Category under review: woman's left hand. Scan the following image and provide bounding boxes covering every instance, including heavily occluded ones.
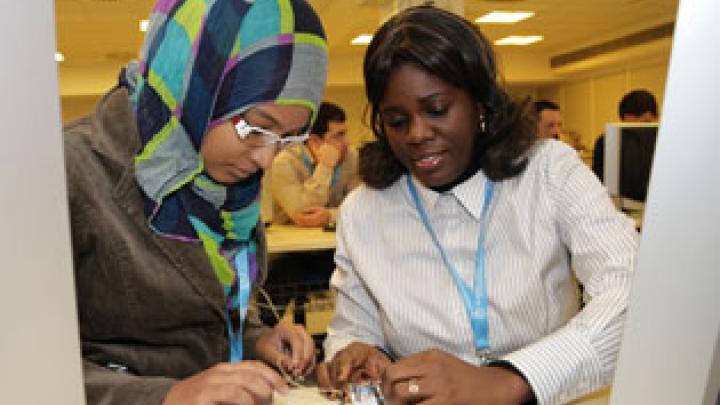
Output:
[255,321,316,378]
[381,349,533,405]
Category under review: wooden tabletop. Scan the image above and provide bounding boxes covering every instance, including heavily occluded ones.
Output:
[265,224,336,254]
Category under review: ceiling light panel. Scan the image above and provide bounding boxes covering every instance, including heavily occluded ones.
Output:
[476,11,534,24]
[495,35,544,46]
[351,34,373,45]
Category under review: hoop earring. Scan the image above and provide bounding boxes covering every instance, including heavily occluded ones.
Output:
[479,115,487,133]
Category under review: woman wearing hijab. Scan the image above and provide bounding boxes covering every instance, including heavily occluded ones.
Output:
[63,1,328,404]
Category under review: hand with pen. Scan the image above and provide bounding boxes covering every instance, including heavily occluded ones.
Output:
[161,321,315,405]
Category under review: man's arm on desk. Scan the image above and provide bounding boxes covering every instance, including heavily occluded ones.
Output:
[271,149,334,226]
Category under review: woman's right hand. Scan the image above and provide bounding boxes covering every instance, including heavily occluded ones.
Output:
[316,342,392,391]
[161,360,288,405]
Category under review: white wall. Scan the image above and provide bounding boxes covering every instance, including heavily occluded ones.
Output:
[610,0,720,403]
[0,1,85,403]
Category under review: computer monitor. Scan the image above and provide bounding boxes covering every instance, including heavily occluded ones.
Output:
[603,122,658,211]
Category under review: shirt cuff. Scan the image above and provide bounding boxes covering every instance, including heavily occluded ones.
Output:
[501,327,604,405]
[323,335,358,362]
[487,360,536,405]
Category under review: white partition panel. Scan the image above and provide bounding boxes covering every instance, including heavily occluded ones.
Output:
[0,1,85,403]
[610,0,720,404]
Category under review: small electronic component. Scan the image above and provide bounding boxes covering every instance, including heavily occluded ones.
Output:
[348,382,384,405]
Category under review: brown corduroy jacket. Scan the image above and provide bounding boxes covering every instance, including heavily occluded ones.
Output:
[63,86,268,405]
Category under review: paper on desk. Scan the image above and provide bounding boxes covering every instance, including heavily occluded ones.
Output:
[274,386,339,405]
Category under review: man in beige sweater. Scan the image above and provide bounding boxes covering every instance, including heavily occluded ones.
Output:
[261,102,360,326]
[269,101,360,227]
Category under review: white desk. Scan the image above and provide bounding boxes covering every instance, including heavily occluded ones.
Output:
[265,224,336,254]
[274,386,333,404]
[274,386,610,404]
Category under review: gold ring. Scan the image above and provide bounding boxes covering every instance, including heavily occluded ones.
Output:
[408,379,420,394]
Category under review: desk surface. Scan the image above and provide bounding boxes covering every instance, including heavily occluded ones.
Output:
[274,386,610,404]
[274,386,334,404]
[265,224,336,254]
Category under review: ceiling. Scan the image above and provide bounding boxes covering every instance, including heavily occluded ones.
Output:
[54,0,679,96]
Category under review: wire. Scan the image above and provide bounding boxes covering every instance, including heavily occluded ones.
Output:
[255,285,282,322]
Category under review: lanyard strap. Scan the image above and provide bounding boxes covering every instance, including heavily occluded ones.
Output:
[228,246,252,362]
[303,150,339,189]
[406,176,495,352]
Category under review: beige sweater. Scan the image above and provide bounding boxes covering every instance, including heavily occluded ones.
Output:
[267,144,360,224]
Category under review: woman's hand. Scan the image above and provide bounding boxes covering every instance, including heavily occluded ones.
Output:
[254,321,316,378]
[161,361,286,405]
[381,349,533,405]
[316,342,392,391]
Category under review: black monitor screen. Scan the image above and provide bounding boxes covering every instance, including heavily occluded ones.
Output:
[619,127,657,202]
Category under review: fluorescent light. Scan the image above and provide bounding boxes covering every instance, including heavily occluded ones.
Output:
[351,34,373,45]
[476,11,534,24]
[55,52,65,62]
[140,19,149,32]
[494,35,543,46]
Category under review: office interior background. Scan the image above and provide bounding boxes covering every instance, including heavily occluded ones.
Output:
[55,0,678,163]
[5,1,716,404]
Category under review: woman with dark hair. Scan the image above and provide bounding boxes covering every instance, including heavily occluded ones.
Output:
[318,6,637,405]
[360,6,536,188]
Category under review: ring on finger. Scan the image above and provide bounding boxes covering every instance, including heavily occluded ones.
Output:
[408,379,420,394]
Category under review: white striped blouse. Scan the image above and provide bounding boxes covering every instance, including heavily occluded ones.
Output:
[324,140,639,405]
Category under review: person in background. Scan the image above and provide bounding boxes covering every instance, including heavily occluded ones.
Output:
[592,89,659,180]
[317,6,637,405]
[270,101,360,227]
[63,1,328,404]
[534,99,563,140]
[259,102,359,327]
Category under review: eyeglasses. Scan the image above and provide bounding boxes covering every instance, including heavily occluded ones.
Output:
[234,119,309,149]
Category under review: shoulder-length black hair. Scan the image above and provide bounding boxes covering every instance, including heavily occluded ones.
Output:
[360,5,536,189]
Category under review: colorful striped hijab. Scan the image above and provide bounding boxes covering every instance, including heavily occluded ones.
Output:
[125,0,327,341]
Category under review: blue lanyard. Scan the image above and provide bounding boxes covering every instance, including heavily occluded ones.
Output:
[303,149,339,189]
[227,246,252,362]
[406,176,495,353]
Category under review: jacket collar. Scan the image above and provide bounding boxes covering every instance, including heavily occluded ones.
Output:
[98,87,228,321]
